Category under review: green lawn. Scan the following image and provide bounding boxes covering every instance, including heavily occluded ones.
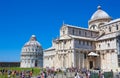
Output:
[0,67,43,78]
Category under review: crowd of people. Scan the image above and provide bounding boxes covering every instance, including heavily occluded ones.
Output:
[0,68,55,78]
[0,67,113,78]
[0,69,33,78]
[74,68,114,78]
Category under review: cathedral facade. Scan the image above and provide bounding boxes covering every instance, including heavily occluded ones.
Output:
[20,35,43,68]
[44,6,120,71]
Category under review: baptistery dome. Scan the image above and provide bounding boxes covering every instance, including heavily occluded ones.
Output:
[20,35,43,68]
[24,35,41,47]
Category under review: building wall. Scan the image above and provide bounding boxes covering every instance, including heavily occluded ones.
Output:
[44,50,56,68]
[60,25,98,38]
[100,21,120,34]
[100,50,118,71]
[96,38,116,50]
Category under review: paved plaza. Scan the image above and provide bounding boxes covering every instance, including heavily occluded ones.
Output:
[32,72,75,78]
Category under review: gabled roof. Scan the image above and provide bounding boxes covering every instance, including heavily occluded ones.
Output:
[69,35,96,41]
[61,24,99,32]
[97,32,117,40]
[44,47,55,52]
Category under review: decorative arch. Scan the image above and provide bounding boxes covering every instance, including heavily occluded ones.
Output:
[98,23,105,28]
[90,25,97,30]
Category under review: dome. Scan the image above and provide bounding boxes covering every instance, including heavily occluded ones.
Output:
[90,6,111,20]
[24,35,41,47]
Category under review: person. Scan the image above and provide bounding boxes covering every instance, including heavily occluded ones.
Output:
[98,71,101,78]
[44,72,47,78]
[41,72,44,78]
[12,70,15,78]
[101,73,104,78]
[30,71,32,77]
[32,69,34,73]
[37,73,41,78]
[74,72,80,78]
[16,71,19,78]
[22,72,25,78]
[87,71,90,78]
[7,70,11,78]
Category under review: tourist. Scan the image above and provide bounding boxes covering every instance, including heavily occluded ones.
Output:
[44,71,47,78]
[85,70,90,78]
[12,70,15,78]
[20,71,22,78]
[37,73,41,78]
[22,71,25,78]
[7,70,11,78]
[101,73,104,78]
[16,71,19,78]
[74,72,80,78]
[98,71,102,78]
[41,72,44,78]
[30,71,33,77]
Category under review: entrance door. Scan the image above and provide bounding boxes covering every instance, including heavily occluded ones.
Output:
[35,60,37,67]
[89,61,93,69]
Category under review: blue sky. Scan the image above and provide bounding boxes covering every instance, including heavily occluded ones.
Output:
[0,0,120,62]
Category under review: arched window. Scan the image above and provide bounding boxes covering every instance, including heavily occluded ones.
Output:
[63,30,65,34]
[28,48,30,51]
[83,41,85,45]
[85,32,87,36]
[90,25,97,30]
[98,23,105,28]
[32,60,33,63]
[116,24,119,30]
[79,40,81,44]
[36,49,37,52]
[99,44,101,48]
[73,29,74,35]
[64,41,66,44]
[32,48,34,51]
[109,27,111,32]
[91,32,93,36]
[108,43,110,47]
[79,30,81,35]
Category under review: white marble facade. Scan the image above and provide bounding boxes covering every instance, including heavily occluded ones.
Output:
[20,35,43,68]
[44,6,120,71]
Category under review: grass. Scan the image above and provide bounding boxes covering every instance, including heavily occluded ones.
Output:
[0,67,43,78]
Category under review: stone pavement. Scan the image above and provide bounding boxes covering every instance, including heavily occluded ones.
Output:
[32,72,86,78]
[31,72,75,78]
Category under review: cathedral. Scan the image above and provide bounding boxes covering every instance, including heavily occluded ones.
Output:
[44,6,120,71]
[20,35,43,68]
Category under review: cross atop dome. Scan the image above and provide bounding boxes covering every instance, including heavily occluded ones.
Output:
[32,35,36,37]
[30,35,37,41]
[97,5,101,10]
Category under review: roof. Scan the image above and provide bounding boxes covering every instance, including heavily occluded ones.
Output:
[69,35,96,41]
[24,35,41,47]
[97,32,117,40]
[106,18,120,25]
[90,6,111,20]
[44,47,55,51]
[59,35,72,40]
[58,35,96,41]
[44,50,56,56]
[88,52,99,56]
[63,24,98,32]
